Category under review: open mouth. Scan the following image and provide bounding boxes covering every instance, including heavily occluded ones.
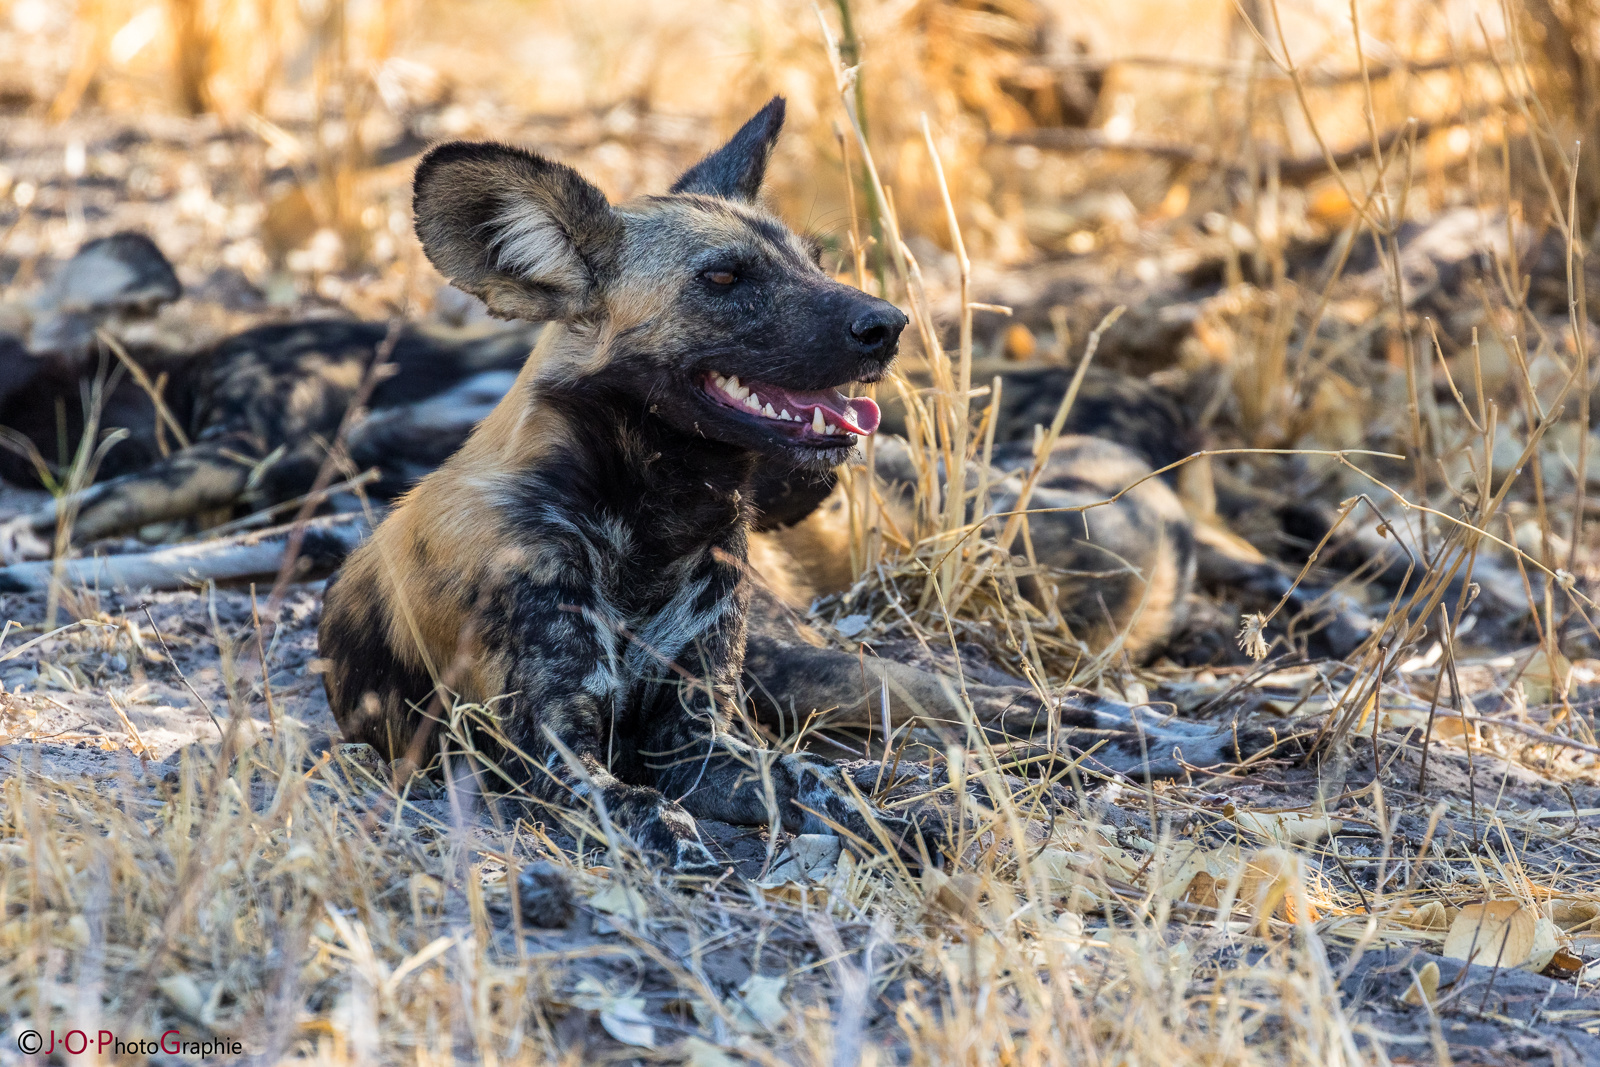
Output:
[703,371,881,442]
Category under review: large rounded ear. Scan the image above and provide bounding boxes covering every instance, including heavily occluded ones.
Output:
[413,142,623,322]
[669,97,785,202]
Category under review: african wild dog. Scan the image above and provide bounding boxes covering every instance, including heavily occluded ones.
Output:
[0,316,539,564]
[317,99,946,874]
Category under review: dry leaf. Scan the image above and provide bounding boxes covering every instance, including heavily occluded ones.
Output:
[923,867,983,922]
[1551,900,1600,929]
[1182,870,1221,909]
[1152,843,1236,905]
[1402,901,1449,931]
[758,834,841,886]
[599,1000,655,1048]
[589,881,647,920]
[1528,918,1562,973]
[1231,810,1342,844]
[1544,946,1587,977]
[571,976,655,1048]
[157,973,206,1019]
[734,974,788,1030]
[682,1037,742,1067]
[1063,885,1099,914]
[1400,961,1440,1008]
[1029,847,1091,897]
[1442,901,1535,968]
[1519,647,1572,704]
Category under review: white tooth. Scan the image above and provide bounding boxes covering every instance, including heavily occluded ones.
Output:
[763,403,777,418]
[780,409,792,421]
[745,394,761,410]
[714,373,726,387]
[812,408,826,433]
[723,380,740,399]
[727,375,740,391]
[826,422,840,435]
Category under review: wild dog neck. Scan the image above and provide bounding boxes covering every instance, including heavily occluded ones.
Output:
[531,372,762,553]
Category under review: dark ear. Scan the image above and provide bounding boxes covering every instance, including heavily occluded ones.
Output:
[669,97,785,201]
[413,142,623,322]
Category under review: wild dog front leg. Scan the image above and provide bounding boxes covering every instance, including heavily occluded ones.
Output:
[492,573,725,876]
[518,724,725,876]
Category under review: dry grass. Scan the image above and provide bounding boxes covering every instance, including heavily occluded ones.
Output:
[4,0,1600,1063]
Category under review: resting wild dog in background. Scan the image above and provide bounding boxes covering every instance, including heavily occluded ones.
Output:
[0,314,537,565]
[319,99,946,874]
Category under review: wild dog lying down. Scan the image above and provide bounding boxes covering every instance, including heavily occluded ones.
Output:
[0,315,539,562]
[318,99,941,873]
[876,363,1384,659]
[0,252,1269,777]
[314,99,1274,873]
[0,139,1270,812]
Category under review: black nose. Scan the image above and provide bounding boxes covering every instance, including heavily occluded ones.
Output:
[848,305,908,359]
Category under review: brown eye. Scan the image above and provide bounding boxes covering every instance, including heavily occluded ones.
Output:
[704,270,737,286]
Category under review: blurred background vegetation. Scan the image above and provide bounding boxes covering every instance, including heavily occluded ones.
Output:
[11,0,1600,541]
[5,0,1584,278]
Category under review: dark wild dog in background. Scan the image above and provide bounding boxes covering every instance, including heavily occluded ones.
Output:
[318,98,944,874]
[0,306,538,564]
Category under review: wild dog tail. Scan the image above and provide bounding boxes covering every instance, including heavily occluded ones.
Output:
[0,513,369,594]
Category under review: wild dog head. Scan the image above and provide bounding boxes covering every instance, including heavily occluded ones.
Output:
[412,97,906,469]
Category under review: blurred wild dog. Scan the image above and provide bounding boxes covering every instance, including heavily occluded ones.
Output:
[866,362,1382,661]
[0,313,538,564]
[316,99,1273,874]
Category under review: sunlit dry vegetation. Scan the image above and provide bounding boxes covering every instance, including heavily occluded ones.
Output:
[5,0,1600,1063]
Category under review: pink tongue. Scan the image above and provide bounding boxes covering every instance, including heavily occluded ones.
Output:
[832,395,881,435]
[764,385,881,435]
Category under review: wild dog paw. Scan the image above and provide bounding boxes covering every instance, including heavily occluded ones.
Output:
[0,518,49,565]
[625,795,727,878]
[784,753,945,867]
